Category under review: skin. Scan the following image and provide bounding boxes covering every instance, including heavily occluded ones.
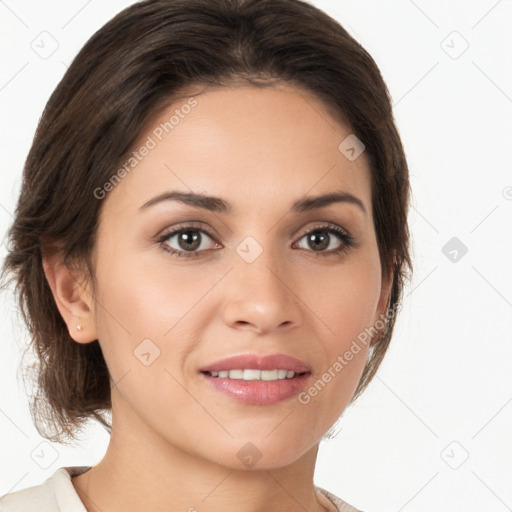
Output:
[43,83,392,512]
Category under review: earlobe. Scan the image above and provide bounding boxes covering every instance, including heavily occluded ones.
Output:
[42,250,98,344]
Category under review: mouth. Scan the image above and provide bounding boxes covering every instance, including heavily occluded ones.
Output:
[198,353,312,405]
[201,369,308,380]
[199,352,311,374]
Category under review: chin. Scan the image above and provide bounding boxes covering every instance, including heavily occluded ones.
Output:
[213,436,316,471]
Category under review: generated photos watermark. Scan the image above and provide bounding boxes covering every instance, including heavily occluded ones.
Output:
[298,303,399,405]
[93,97,198,200]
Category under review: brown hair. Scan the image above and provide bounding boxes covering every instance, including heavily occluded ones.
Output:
[1,0,412,443]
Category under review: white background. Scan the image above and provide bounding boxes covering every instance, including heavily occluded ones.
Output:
[1,1,511,511]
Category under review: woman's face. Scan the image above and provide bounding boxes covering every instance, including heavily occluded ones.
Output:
[87,84,390,469]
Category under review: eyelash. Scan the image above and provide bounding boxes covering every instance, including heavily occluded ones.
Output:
[156,222,356,259]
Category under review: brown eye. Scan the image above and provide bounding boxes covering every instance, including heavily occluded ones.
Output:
[294,224,354,255]
[161,228,218,256]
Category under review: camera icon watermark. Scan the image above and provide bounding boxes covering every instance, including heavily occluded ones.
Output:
[441,236,468,263]
[236,236,263,263]
[503,186,512,200]
[441,31,469,60]
[237,442,262,468]
[440,440,469,469]
[133,338,161,366]
[30,31,59,60]
[338,134,365,161]
[30,441,59,469]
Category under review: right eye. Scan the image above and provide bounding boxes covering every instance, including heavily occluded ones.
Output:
[158,225,222,259]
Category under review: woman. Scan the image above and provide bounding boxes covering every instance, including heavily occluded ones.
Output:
[0,0,412,510]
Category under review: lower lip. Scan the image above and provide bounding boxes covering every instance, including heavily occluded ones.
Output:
[200,372,311,405]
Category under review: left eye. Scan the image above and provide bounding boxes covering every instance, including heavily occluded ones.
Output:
[294,228,346,252]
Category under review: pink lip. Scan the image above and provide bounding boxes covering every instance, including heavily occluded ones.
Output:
[199,353,311,373]
[199,353,312,406]
[201,373,311,405]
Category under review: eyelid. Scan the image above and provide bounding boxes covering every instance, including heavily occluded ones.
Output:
[157,220,352,240]
[294,221,350,239]
[156,221,218,241]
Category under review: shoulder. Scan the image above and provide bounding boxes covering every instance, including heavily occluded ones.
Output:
[0,475,58,512]
[315,485,364,512]
[0,466,91,512]
[1,471,363,512]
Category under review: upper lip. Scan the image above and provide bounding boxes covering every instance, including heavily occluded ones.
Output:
[199,354,311,374]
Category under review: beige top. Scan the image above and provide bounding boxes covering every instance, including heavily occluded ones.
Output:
[0,466,363,512]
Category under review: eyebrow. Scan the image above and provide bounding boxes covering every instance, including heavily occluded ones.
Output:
[139,189,367,216]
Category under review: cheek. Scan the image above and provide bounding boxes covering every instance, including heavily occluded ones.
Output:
[90,243,221,382]
[301,249,382,347]
[90,247,210,427]
[93,235,207,334]
[293,250,381,416]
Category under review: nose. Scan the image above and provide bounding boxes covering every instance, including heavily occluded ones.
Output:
[221,244,302,335]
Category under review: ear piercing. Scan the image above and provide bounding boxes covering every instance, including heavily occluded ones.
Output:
[76,325,83,331]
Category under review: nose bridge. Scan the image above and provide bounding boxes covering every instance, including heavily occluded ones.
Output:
[222,232,300,332]
[237,232,290,300]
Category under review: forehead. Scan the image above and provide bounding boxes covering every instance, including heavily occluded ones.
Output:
[101,84,372,219]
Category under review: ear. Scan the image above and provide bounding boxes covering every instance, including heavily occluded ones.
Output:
[371,258,396,347]
[42,250,98,344]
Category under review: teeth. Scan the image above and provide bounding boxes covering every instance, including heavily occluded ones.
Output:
[244,369,263,380]
[207,369,298,380]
